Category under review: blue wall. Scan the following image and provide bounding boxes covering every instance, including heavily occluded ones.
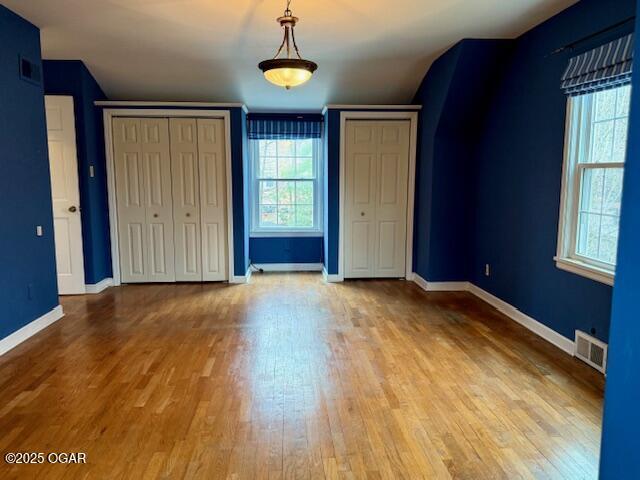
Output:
[470,0,635,343]
[412,39,513,282]
[250,237,323,264]
[324,109,340,274]
[43,60,111,284]
[323,111,331,272]
[599,4,640,477]
[0,5,59,339]
[411,0,635,343]
[236,107,250,276]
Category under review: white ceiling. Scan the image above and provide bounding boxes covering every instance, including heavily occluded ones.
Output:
[3,0,577,111]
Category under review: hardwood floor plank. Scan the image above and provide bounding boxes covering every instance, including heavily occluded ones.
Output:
[0,274,604,479]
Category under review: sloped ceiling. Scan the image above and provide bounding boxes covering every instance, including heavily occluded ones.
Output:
[3,0,577,110]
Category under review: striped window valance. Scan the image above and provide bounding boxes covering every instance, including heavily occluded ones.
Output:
[247,113,323,139]
[561,33,634,96]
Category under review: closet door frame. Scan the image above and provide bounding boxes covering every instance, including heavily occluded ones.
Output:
[103,107,236,286]
[337,110,419,282]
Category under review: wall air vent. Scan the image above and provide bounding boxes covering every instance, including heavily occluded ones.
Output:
[575,330,607,373]
[19,56,41,86]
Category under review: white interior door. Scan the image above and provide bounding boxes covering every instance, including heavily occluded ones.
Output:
[45,95,86,294]
[197,119,228,281]
[170,118,202,281]
[344,120,410,279]
[113,118,175,283]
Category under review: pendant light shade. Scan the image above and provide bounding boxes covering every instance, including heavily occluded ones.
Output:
[259,1,317,89]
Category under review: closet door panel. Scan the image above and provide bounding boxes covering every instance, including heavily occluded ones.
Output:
[197,119,228,281]
[374,121,410,277]
[344,121,378,278]
[170,118,202,281]
[113,118,148,282]
[141,119,175,281]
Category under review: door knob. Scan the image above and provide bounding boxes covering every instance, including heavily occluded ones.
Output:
[68,206,77,213]
[153,213,158,218]
[186,213,191,217]
[360,212,365,216]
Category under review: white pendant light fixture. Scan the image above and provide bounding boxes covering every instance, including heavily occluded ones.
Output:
[258,0,318,89]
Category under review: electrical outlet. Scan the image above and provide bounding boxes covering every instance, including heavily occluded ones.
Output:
[485,264,491,277]
[36,225,43,236]
[89,165,95,178]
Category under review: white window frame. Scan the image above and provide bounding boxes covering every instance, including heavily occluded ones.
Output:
[555,90,628,286]
[249,137,323,237]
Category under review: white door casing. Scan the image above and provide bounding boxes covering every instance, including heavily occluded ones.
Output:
[45,95,86,295]
[113,118,175,282]
[344,120,410,278]
[103,107,236,286]
[197,119,228,281]
[169,118,202,281]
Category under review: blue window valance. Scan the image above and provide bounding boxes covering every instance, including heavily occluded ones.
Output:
[561,33,634,96]
[247,113,323,140]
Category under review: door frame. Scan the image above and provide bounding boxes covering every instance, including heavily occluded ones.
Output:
[338,111,419,281]
[46,94,87,294]
[102,107,235,286]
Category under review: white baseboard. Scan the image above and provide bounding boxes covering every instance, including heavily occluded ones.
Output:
[254,263,323,272]
[322,267,341,283]
[411,273,574,356]
[466,284,575,355]
[0,305,64,356]
[231,268,252,284]
[85,277,113,294]
[412,273,469,292]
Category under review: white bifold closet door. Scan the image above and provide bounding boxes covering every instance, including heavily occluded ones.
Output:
[113,117,227,283]
[344,120,410,278]
[197,119,228,281]
[113,118,175,283]
[169,118,202,281]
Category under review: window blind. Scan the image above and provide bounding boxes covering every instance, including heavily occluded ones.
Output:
[247,113,323,139]
[561,33,634,96]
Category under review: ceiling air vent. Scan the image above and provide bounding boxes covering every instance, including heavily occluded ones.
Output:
[19,56,41,86]
[575,330,607,373]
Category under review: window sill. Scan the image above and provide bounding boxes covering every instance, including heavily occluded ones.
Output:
[251,231,324,238]
[554,256,614,286]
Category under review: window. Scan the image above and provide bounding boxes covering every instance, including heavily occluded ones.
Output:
[556,85,631,285]
[250,138,322,235]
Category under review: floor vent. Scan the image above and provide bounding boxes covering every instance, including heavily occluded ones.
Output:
[574,330,607,373]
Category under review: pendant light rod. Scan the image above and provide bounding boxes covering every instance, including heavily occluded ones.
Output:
[285,24,291,58]
[290,26,303,59]
[272,0,304,60]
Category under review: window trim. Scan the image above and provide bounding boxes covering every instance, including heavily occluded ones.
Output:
[249,137,323,237]
[556,91,626,287]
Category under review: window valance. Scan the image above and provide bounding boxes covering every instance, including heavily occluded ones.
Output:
[247,113,323,139]
[561,33,634,96]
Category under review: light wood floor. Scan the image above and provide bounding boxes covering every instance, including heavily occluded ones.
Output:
[0,273,604,479]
